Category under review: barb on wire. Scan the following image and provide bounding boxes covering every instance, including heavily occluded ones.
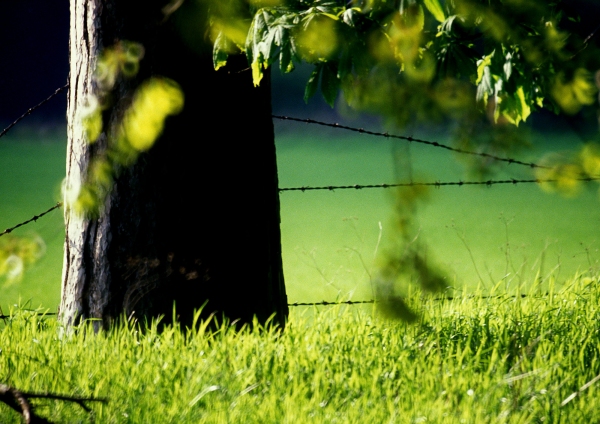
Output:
[288,300,375,307]
[287,292,550,307]
[0,303,376,317]
[0,293,548,318]
[0,202,63,238]
[0,83,69,140]
[0,312,57,320]
[279,177,600,192]
[272,115,548,170]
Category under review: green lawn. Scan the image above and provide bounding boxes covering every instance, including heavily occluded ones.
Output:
[0,274,599,423]
[0,121,599,311]
[276,122,600,302]
[1,122,599,423]
[0,134,65,312]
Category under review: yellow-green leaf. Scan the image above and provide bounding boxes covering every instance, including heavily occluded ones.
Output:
[476,52,493,85]
[251,59,264,87]
[516,86,530,123]
[424,0,445,23]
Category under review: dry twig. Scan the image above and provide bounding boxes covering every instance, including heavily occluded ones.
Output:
[0,383,107,423]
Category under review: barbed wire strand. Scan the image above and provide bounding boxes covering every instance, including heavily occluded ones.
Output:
[0,202,62,238]
[289,300,375,307]
[4,175,599,237]
[288,293,536,307]
[279,177,600,192]
[272,115,549,170]
[0,293,549,319]
[0,84,69,140]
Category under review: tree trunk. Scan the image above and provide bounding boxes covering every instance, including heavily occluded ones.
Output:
[60,0,288,329]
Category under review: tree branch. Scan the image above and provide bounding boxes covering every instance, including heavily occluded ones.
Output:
[0,383,107,424]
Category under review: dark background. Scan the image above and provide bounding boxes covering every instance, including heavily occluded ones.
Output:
[0,1,69,124]
[0,0,332,128]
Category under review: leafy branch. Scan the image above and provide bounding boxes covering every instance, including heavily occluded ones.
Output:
[212,0,599,126]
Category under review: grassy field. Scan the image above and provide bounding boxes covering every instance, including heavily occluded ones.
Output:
[0,122,599,423]
[276,120,600,303]
[0,121,599,311]
[0,133,65,312]
[0,274,599,423]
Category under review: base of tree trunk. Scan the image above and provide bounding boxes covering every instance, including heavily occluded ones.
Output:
[60,0,288,330]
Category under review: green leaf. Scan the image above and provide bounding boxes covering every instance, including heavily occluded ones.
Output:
[213,32,231,71]
[342,8,359,27]
[503,52,513,81]
[439,15,457,34]
[423,0,446,23]
[274,25,285,47]
[252,60,264,87]
[247,9,269,60]
[257,30,277,66]
[476,66,493,103]
[304,65,321,103]
[321,62,340,107]
[516,86,531,122]
[338,45,353,80]
[279,43,294,73]
[476,51,494,85]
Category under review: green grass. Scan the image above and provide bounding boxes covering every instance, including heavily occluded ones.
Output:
[0,134,65,311]
[1,273,599,423]
[276,123,600,302]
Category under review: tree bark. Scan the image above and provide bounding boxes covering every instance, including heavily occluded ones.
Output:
[60,0,288,329]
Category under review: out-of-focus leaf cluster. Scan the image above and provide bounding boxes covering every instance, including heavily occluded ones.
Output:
[534,71,600,197]
[375,184,449,321]
[0,234,45,286]
[536,142,600,197]
[210,0,599,124]
[72,41,184,217]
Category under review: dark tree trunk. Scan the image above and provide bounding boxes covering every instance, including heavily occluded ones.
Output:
[60,0,288,329]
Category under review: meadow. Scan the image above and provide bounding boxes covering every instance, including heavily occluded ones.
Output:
[0,121,599,422]
[0,275,599,423]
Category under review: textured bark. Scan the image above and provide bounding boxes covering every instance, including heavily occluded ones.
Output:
[60,0,288,329]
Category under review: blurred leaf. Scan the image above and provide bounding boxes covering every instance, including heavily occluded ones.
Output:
[82,108,103,144]
[424,0,446,23]
[581,143,600,176]
[503,52,512,81]
[304,65,321,103]
[376,293,418,322]
[0,234,46,285]
[122,78,184,152]
[551,69,598,115]
[476,51,493,86]
[321,62,340,107]
[476,62,493,103]
[213,32,233,71]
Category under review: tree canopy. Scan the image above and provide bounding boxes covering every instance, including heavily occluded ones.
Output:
[214,0,599,123]
[207,0,600,190]
[76,0,600,211]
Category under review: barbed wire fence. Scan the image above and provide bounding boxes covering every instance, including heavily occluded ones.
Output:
[2,85,599,310]
[0,84,68,139]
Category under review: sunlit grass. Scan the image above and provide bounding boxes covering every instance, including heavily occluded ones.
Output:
[1,272,599,423]
[277,124,600,303]
[0,136,65,311]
